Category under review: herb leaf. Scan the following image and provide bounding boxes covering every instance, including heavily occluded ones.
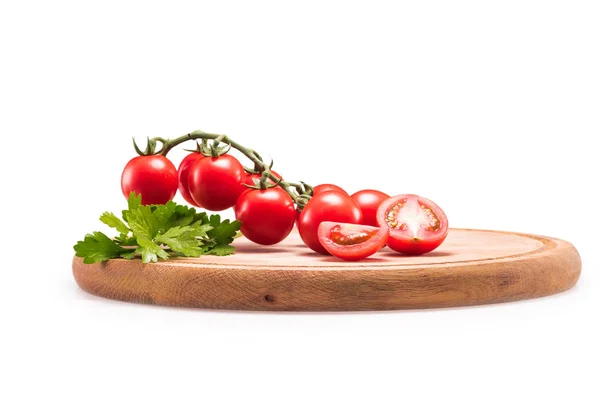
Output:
[205,243,237,256]
[100,212,130,235]
[208,218,243,245]
[74,232,129,264]
[136,235,169,263]
[155,226,205,257]
[74,193,241,264]
[127,206,159,240]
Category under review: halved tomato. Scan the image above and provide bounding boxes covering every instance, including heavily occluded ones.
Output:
[376,194,448,255]
[317,222,389,261]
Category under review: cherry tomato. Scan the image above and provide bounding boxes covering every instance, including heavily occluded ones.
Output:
[312,183,348,196]
[297,191,362,254]
[235,186,296,245]
[318,222,389,261]
[376,194,449,255]
[351,189,390,227]
[177,152,204,207]
[188,155,245,211]
[121,155,178,205]
[242,170,282,187]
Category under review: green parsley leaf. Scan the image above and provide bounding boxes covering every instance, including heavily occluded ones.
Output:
[204,243,236,256]
[74,232,128,264]
[128,192,142,210]
[100,212,130,235]
[208,218,243,245]
[122,192,142,222]
[155,226,205,257]
[127,206,159,239]
[115,233,138,246]
[151,201,178,233]
[136,235,169,263]
[75,194,241,264]
[122,251,136,260]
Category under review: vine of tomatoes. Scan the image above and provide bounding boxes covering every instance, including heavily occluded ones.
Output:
[121,131,449,260]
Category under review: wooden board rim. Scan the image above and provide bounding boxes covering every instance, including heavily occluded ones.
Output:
[72,228,581,311]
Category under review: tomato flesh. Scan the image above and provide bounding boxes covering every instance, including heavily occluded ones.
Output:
[318,222,389,261]
[376,194,448,255]
[330,225,377,245]
[297,191,362,254]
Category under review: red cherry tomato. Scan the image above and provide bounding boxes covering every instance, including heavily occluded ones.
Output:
[177,152,204,207]
[297,191,362,254]
[188,155,245,211]
[312,183,348,196]
[235,186,296,245]
[351,189,390,227]
[318,222,389,261]
[121,155,178,205]
[376,194,449,255]
[242,170,282,187]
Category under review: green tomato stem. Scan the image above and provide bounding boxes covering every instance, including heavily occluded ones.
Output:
[156,130,308,207]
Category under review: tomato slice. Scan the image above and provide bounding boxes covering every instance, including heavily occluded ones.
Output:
[376,194,448,255]
[318,222,389,261]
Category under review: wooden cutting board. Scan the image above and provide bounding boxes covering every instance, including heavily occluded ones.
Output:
[72,229,581,311]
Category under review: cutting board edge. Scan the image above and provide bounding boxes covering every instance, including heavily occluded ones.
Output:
[72,230,581,311]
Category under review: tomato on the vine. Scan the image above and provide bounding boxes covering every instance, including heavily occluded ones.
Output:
[312,184,347,196]
[177,152,204,207]
[188,155,245,211]
[121,155,178,205]
[376,194,448,255]
[297,191,362,254]
[351,189,390,227]
[235,186,296,245]
[318,222,389,261]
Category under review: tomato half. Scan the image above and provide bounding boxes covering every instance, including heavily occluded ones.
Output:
[235,186,296,245]
[318,222,389,261]
[121,155,178,205]
[188,155,245,211]
[351,189,390,227]
[177,152,204,207]
[297,191,362,254]
[376,194,449,255]
[312,183,348,196]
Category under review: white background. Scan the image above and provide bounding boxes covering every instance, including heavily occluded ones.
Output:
[1,1,599,399]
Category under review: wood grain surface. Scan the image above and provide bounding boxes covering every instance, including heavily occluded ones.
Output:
[72,229,581,311]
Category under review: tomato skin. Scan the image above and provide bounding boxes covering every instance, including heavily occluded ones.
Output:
[376,194,449,255]
[121,155,178,205]
[235,186,296,245]
[188,155,245,211]
[297,191,363,254]
[351,189,390,227]
[312,184,348,196]
[318,222,389,261]
[177,152,204,207]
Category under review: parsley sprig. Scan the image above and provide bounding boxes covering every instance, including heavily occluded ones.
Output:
[74,193,241,264]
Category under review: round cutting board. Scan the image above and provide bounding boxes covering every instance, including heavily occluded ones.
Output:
[72,229,581,311]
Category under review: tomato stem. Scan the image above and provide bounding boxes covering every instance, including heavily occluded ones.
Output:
[151,130,309,207]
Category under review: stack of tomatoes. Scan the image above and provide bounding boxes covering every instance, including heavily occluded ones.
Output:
[121,154,449,261]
